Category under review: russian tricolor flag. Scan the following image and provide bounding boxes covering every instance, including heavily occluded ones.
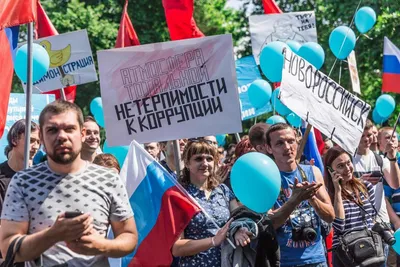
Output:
[114,140,201,267]
[302,125,324,175]
[382,37,400,94]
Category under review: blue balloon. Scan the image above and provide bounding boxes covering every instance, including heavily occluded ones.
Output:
[231,152,281,213]
[355,7,376,34]
[376,94,396,118]
[286,113,302,128]
[286,40,301,53]
[14,43,50,83]
[298,42,325,70]
[392,228,400,255]
[90,97,105,127]
[266,115,286,125]
[271,88,291,116]
[329,26,356,60]
[216,134,226,146]
[259,41,289,82]
[248,80,272,109]
[90,97,102,115]
[372,108,389,125]
[103,140,129,166]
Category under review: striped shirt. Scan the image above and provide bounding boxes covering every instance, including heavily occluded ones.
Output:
[332,181,376,248]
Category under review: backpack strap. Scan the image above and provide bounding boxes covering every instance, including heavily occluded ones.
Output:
[373,152,384,174]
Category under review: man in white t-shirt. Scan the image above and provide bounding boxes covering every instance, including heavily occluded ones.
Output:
[352,120,400,222]
[352,119,400,261]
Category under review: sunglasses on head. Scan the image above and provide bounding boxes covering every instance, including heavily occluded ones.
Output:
[188,138,217,146]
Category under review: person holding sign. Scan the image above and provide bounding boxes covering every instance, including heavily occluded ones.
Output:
[352,120,400,260]
[0,101,137,266]
[265,123,334,267]
[172,140,250,267]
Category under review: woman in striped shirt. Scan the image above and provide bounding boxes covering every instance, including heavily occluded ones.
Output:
[323,147,376,267]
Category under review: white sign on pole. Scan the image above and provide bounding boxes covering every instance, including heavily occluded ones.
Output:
[347,50,361,94]
[280,49,371,155]
[26,30,97,93]
[97,34,242,146]
[250,11,318,64]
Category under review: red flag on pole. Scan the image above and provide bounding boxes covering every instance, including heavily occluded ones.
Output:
[0,0,36,138]
[115,0,140,48]
[35,1,77,102]
[262,0,282,14]
[162,0,204,41]
[0,0,36,30]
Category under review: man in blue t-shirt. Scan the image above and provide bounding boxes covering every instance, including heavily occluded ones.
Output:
[265,123,334,267]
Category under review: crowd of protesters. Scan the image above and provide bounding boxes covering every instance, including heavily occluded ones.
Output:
[1,100,400,267]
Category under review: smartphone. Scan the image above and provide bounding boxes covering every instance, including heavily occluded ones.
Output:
[369,171,383,178]
[65,211,83,219]
[327,166,341,184]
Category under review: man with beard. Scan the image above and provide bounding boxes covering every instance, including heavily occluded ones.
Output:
[81,116,101,162]
[0,101,137,266]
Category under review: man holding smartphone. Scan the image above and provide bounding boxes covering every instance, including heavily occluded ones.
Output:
[352,120,400,261]
[0,101,138,266]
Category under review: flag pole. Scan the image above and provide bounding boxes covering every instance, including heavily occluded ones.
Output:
[24,22,34,169]
[173,140,181,178]
[59,87,66,100]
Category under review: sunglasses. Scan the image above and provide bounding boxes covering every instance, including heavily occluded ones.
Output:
[188,138,217,146]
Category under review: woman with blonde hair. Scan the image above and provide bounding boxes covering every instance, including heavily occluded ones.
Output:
[172,139,250,267]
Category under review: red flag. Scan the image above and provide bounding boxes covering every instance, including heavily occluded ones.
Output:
[0,0,36,30]
[162,0,204,41]
[0,27,19,138]
[35,1,77,102]
[115,0,140,48]
[262,0,282,14]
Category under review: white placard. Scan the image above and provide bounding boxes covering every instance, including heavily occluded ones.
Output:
[250,11,318,64]
[27,30,97,93]
[347,50,361,94]
[97,34,242,146]
[280,49,371,155]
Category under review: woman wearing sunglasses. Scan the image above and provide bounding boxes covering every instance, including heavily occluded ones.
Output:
[324,146,385,267]
[172,140,251,267]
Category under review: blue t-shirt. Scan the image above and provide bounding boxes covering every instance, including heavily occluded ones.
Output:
[274,164,326,267]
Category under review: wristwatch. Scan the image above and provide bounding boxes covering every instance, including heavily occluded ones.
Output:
[388,157,397,162]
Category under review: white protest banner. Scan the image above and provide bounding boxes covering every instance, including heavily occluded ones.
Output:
[250,11,317,64]
[347,50,361,94]
[26,30,97,93]
[97,34,242,146]
[280,48,371,155]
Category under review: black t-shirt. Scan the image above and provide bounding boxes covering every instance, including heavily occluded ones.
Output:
[0,161,16,216]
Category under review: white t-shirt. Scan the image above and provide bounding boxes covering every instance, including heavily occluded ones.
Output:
[352,150,391,223]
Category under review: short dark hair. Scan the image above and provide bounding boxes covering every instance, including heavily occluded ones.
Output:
[84,116,97,124]
[39,100,84,131]
[248,123,270,148]
[266,123,293,146]
[5,119,39,157]
[93,153,121,173]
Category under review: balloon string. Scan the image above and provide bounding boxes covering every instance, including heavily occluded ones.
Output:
[328,0,363,77]
[339,60,343,84]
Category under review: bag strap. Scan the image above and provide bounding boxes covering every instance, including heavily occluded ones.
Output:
[373,152,384,173]
[3,236,26,267]
[297,164,308,182]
